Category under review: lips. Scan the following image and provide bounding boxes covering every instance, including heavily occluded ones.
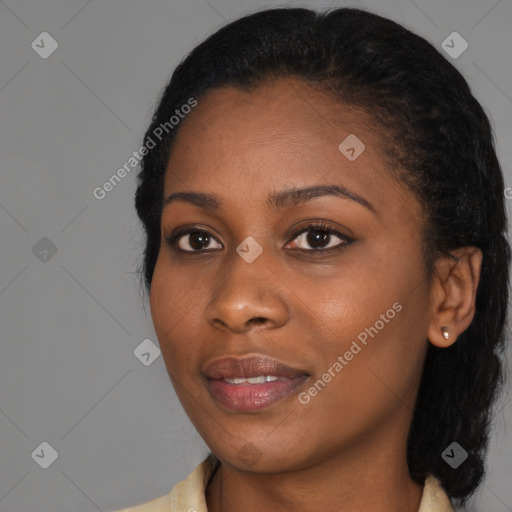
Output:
[203,355,309,412]
[203,355,308,380]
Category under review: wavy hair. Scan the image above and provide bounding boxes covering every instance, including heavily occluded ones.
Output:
[134,7,510,505]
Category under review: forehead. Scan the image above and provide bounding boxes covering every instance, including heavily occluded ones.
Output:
[169,78,377,156]
[162,78,414,215]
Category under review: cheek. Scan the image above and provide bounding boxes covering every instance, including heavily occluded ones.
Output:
[297,308,428,451]
[149,259,197,370]
[305,240,430,381]
[305,248,414,336]
[149,260,173,339]
[307,264,429,415]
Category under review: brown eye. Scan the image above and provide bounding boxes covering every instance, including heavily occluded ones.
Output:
[166,229,223,252]
[287,223,353,252]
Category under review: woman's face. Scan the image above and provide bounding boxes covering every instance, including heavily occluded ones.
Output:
[150,77,433,472]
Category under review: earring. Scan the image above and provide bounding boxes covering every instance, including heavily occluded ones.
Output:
[441,327,450,340]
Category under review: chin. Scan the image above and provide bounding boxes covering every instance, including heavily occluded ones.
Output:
[210,437,313,474]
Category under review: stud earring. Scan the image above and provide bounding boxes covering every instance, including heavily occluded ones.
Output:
[441,327,450,340]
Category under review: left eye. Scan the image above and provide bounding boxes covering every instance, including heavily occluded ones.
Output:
[287,225,352,251]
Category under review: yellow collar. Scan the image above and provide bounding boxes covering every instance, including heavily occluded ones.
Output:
[115,454,454,511]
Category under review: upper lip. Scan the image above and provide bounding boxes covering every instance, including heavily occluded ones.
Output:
[203,355,309,380]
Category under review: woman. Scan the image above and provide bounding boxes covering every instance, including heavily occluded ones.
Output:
[114,6,510,512]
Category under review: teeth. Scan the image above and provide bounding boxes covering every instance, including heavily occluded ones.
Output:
[224,375,279,384]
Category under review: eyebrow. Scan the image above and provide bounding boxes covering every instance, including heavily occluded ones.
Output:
[163,184,376,214]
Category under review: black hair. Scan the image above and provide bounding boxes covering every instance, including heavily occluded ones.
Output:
[134,7,510,505]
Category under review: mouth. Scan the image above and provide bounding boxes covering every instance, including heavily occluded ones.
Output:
[203,355,310,412]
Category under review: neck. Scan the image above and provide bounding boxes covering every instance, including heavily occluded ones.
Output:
[206,428,423,512]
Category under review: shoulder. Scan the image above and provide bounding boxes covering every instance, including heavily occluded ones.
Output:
[419,475,454,512]
[109,454,219,512]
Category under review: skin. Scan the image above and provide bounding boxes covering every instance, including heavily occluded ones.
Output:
[149,77,482,512]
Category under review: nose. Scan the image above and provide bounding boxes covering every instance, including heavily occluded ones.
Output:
[205,250,289,334]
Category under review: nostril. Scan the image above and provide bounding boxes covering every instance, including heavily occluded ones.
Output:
[249,317,267,325]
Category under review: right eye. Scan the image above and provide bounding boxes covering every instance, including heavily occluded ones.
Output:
[165,227,223,252]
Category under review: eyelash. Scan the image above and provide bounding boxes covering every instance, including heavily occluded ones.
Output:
[165,221,354,254]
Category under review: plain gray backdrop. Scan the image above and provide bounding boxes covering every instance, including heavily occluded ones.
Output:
[1,0,511,511]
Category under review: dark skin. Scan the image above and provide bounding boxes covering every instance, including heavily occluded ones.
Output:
[149,77,482,512]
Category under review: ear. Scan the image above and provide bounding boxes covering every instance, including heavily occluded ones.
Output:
[427,246,483,348]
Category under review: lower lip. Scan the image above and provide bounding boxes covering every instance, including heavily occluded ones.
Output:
[207,376,308,412]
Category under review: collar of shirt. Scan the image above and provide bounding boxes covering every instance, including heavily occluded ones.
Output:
[114,454,454,512]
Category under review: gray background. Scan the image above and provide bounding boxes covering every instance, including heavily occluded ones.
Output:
[0,0,511,511]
